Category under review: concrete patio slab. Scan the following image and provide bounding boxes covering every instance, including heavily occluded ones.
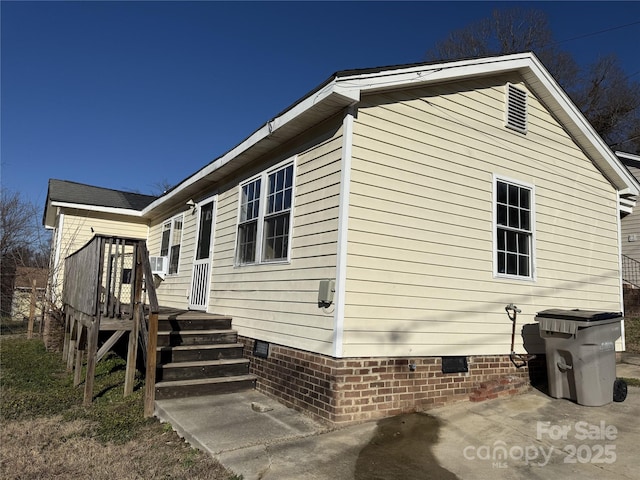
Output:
[155,360,640,480]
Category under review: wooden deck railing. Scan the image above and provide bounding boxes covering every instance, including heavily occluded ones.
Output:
[61,235,159,414]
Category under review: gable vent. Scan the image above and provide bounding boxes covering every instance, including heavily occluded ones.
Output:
[505,83,527,134]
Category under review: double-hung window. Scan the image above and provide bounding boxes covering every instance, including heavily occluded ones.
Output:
[160,215,183,274]
[236,161,294,265]
[494,177,534,279]
[237,178,261,264]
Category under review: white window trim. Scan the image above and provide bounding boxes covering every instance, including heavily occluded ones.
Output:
[160,213,184,275]
[236,172,262,266]
[234,156,296,266]
[492,174,536,282]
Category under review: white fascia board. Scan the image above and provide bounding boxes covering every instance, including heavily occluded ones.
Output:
[51,201,144,217]
[523,56,640,196]
[337,53,533,93]
[142,123,270,213]
[338,53,640,196]
[270,81,360,131]
[143,81,360,215]
[620,204,634,215]
[143,55,531,215]
[143,52,639,215]
[620,195,636,214]
[616,151,640,163]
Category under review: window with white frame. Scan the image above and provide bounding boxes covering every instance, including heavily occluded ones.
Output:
[160,222,171,257]
[160,215,183,274]
[236,161,294,265]
[495,177,534,279]
[237,178,261,264]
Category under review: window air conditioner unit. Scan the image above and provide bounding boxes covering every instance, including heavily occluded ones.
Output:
[149,256,168,277]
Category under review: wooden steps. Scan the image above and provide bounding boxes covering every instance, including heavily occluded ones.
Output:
[153,310,255,400]
[157,343,245,363]
[156,329,238,346]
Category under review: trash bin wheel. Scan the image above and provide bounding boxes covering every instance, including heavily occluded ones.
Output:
[613,378,627,403]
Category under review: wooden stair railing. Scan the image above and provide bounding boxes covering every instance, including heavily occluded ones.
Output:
[61,236,160,413]
[139,242,160,417]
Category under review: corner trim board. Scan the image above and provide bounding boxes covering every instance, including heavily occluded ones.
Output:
[333,107,355,358]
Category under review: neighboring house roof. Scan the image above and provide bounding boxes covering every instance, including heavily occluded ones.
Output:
[143,52,640,218]
[43,179,158,228]
[13,266,48,290]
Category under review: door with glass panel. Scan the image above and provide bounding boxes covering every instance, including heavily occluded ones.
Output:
[189,199,214,310]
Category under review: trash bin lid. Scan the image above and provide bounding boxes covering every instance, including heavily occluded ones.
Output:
[535,309,622,322]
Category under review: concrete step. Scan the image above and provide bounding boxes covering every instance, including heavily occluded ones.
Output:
[158,358,250,382]
[157,343,245,363]
[155,374,257,400]
[156,329,238,347]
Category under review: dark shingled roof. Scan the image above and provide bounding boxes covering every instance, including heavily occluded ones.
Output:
[47,179,157,211]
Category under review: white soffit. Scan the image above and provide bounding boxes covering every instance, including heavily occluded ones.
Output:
[145,52,639,215]
[335,53,639,196]
[143,81,359,215]
[50,201,144,217]
[44,201,144,228]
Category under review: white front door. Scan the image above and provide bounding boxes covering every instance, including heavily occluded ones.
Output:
[189,199,215,310]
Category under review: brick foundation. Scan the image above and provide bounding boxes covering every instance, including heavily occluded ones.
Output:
[240,336,534,426]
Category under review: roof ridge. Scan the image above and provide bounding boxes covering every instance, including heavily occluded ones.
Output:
[49,178,157,199]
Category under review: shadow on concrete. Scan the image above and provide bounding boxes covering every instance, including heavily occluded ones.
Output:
[355,412,459,480]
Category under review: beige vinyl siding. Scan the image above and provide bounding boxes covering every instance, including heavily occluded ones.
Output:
[621,165,640,263]
[51,209,149,304]
[148,205,197,309]
[208,117,344,355]
[60,209,148,256]
[343,75,621,357]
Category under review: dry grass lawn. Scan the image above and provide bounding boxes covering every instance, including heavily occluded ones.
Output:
[1,417,230,480]
[0,334,236,480]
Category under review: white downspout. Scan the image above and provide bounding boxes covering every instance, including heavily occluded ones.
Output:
[617,191,626,351]
[333,106,355,358]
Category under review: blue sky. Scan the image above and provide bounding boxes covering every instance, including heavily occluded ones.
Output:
[2,1,640,214]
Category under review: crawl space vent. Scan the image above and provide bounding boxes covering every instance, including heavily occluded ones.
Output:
[442,356,468,374]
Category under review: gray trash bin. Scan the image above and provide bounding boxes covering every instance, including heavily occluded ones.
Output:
[535,309,622,407]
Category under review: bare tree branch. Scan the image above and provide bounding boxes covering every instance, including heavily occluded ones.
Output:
[1,189,51,317]
[425,7,640,154]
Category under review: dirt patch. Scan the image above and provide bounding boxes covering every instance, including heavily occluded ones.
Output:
[354,412,458,480]
[0,416,231,480]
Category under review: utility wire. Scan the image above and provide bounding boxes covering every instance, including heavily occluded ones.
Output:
[626,70,640,81]
[551,19,640,47]
[610,135,640,148]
